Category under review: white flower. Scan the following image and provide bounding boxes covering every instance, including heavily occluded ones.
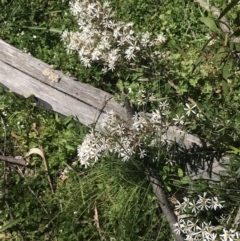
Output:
[102,66,108,73]
[154,34,166,45]
[207,232,218,241]
[125,46,136,60]
[184,103,197,116]
[173,114,184,125]
[173,220,185,235]
[220,228,236,241]
[114,123,125,136]
[165,158,175,166]
[81,56,91,67]
[186,219,199,233]
[151,110,162,124]
[210,197,225,210]
[159,100,169,110]
[189,199,199,214]
[103,1,110,9]
[174,200,186,213]
[91,49,102,60]
[197,192,211,210]
[118,151,130,162]
[140,31,152,47]
[139,148,147,158]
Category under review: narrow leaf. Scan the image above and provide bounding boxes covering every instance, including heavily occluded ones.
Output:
[222,79,229,96]
[23,26,62,33]
[0,219,21,232]
[222,61,232,80]
[199,17,219,32]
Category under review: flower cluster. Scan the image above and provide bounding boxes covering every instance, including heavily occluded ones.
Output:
[77,99,204,167]
[78,101,172,167]
[61,0,166,72]
[173,192,240,241]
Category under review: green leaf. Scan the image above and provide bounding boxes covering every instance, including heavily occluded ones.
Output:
[199,17,219,32]
[63,116,73,125]
[222,61,232,80]
[233,42,240,52]
[22,26,62,33]
[178,168,183,177]
[65,144,75,151]
[181,176,190,184]
[222,79,228,96]
[189,78,198,87]
[227,145,240,154]
[178,48,190,61]
[166,185,171,192]
[0,219,21,232]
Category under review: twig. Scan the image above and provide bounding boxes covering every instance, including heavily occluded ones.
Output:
[0,116,7,154]
[94,95,112,129]
[168,80,197,105]
[145,165,185,241]
[0,155,27,166]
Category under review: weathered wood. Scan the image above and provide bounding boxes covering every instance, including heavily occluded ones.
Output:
[0,39,129,129]
[0,39,227,180]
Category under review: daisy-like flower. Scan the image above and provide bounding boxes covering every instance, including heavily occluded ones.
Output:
[210,197,225,210]
[175,200,186,213]
[182,197,191,209]
[151,110,162,124]
[125,46,136,60]
[140,31,151,47]
[207,232,218,241]
[118,151,130,162]
[159,100,169,110]
[189,199,199,214]
[219,228,236,241]
[173,114,184,125]
[132,119,145,131]
[114,123,125,136]
[197,192,211,210]
[196,222,208,239]
[138,148,147,158]
[154,34,166,45]
[103,0,110,9]
[186,219,199,233]
[173,219,186,235]
[184,103,197,116]
[165,158,176,166]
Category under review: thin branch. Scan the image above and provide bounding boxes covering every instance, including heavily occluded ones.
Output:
[145,165,185,241]
[0,155,27,166]
[168,80,197,105]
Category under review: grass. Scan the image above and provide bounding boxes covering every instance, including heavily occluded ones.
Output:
[0,88,173,240]
[1,0,240,240]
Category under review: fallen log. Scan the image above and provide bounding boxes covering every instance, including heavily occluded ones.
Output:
[0,39,129,130]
